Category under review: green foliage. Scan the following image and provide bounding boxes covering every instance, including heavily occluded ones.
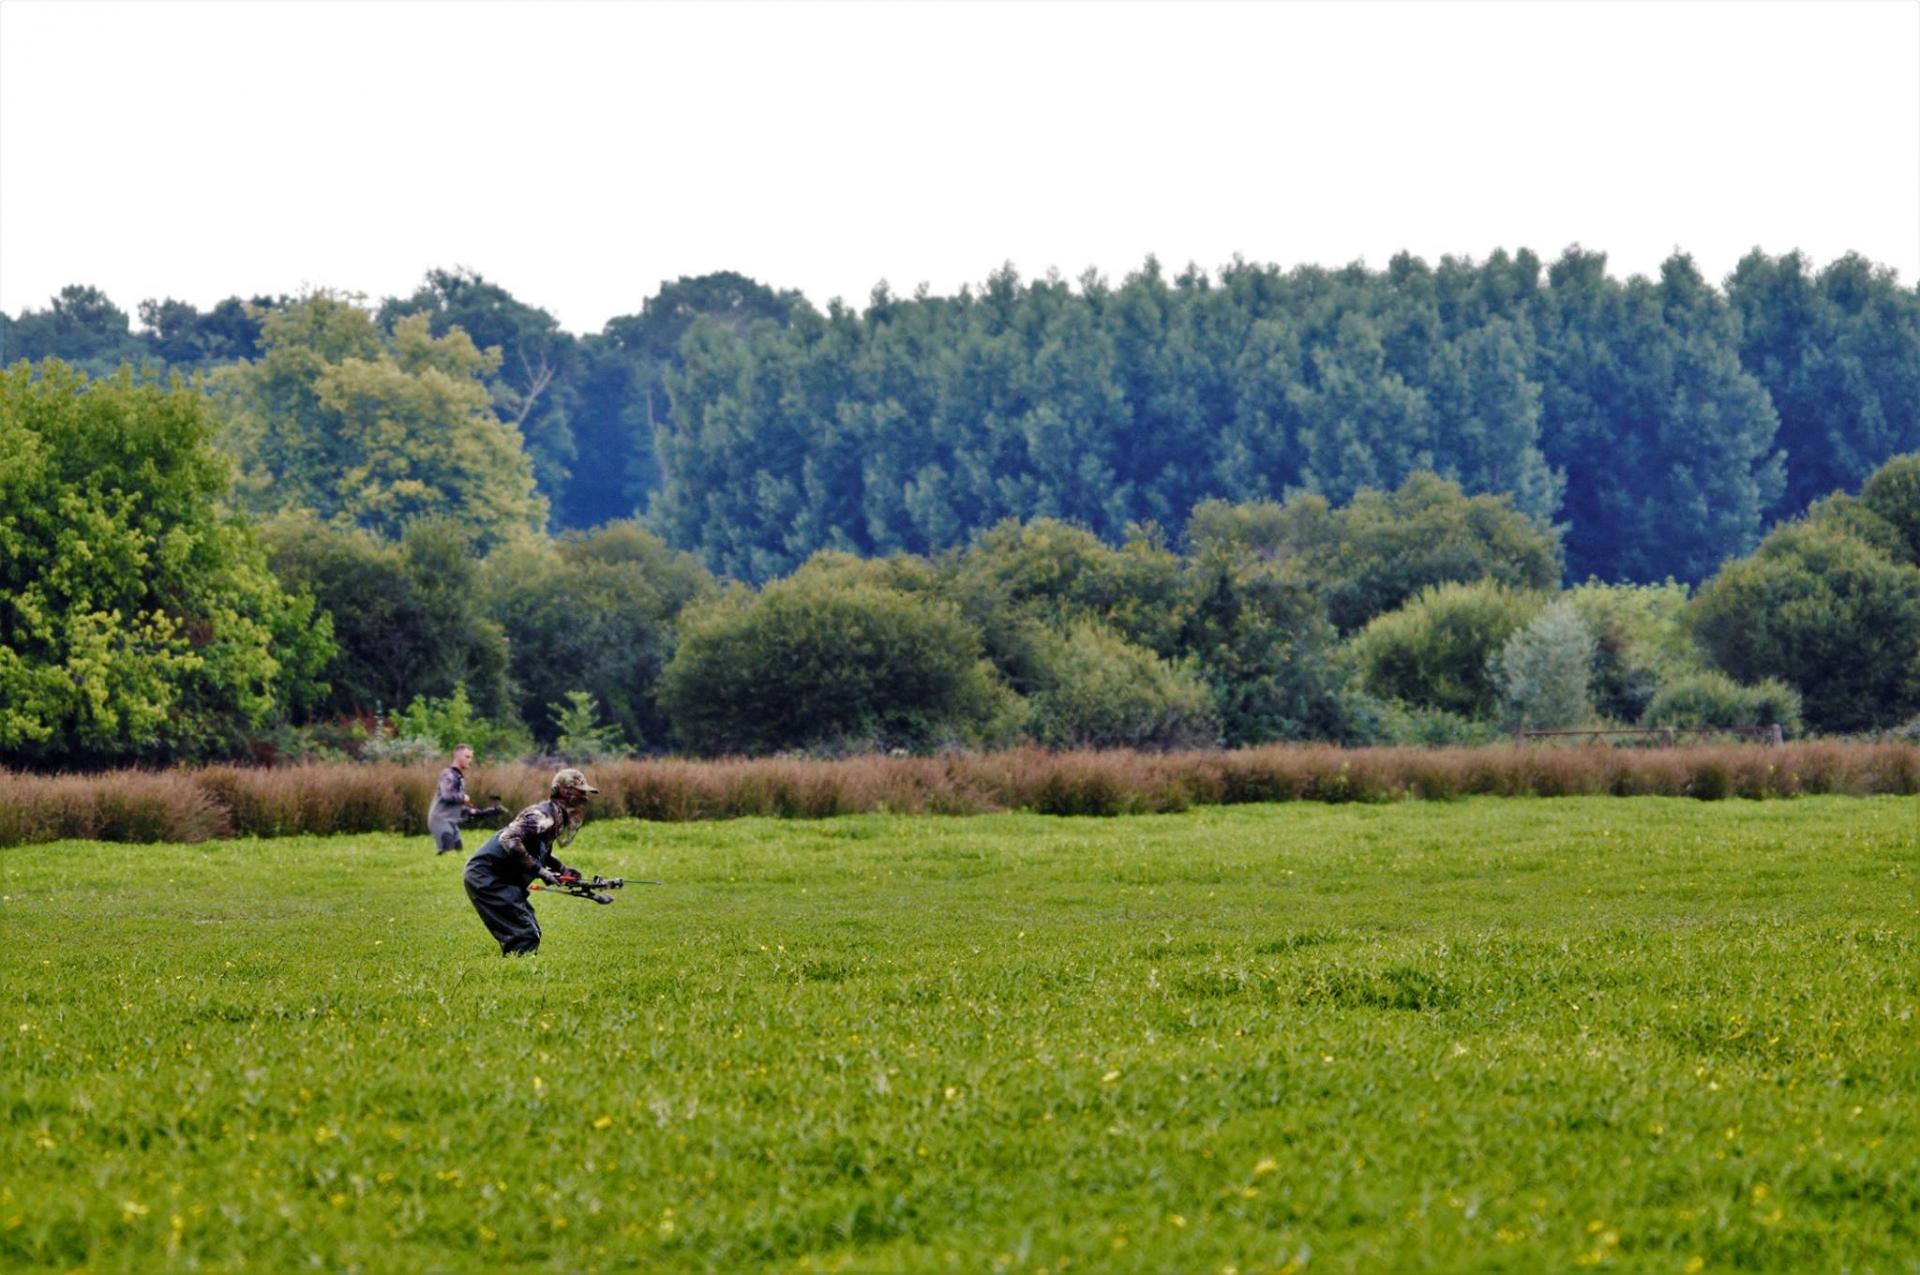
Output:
[1188,472,1561,633]
[385,683,528,759]
[1351,581,1545,719]
[0,362,333,765]
[942,519,1187,657]
[548,690,629,762]
[1643,671,1803,735]
[482,520,713,750]
[1690,510,1920,734]
[659,574,1018,755]
[256,513,513,722]
[378,268,579,522]
[1728,251,1920,517]
[1562,579,1701,724]
[214,294,545,548]
[1495,600,1597,730]
[7,801,1917,1269]
[1536,251,1784,582]
[1023,622,1217,750]
[1176,540,1351,745]
[1857,452,1920,563]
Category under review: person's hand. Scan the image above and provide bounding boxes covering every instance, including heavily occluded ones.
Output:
[538,867,562,886]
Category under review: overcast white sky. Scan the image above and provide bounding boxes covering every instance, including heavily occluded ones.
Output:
[3,0,1916,334]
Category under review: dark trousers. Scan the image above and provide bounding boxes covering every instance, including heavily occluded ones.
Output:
[463,841,541,955]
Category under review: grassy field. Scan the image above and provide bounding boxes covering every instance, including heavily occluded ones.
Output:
[2,799,1916,1273]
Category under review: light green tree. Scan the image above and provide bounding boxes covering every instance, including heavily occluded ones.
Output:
[215,294,545,548]
[0,362,332,765]
[1495,600,1597,730]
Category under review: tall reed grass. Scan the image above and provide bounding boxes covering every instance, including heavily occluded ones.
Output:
[2,741,1914,847]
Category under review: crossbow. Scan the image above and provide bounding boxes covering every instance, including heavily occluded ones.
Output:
[530,872,663,905]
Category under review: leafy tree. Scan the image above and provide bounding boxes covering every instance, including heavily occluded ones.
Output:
[136,295,283,368]
[658,574,1017,755]
[1534,251,1783,582]
[256,513,512,721]
[1858,452,1920,563]
[1494,600,1597,730]
[1728,252,1920,518]
[1689,518,1920,733]
[0,286,146,373]
[1024,622,1217,750]
[380,269,579,520]
[386,682,528,759]
[549,691,629,762]
[1176,539,1350,745]
[1187,473,1560,633]
[482,520,714,749]
[214,294,545,548]
[0,363,332,765]
[1350,581,1544,719]
[570,272,803,529]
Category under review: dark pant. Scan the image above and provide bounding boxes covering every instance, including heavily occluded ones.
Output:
[463,841,540,955]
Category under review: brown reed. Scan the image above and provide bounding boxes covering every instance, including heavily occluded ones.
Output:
[1,740,1914,847]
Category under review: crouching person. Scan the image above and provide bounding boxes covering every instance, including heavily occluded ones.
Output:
[463,768,600,956]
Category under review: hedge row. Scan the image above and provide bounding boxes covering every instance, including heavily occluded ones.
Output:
[4,742,1915,848]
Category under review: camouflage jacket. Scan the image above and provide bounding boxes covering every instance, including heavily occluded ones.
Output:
[496,799,576,880]
[433,766,466,808]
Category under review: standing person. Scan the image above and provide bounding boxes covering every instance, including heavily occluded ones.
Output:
[429,744,476,855]
[463,768,600,956]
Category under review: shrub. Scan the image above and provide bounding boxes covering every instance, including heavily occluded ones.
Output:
[1643,671,1804,736]
[1689,519,1920,733]
[658,575,1020,756]
[1350,581,1545,719]
[1025,623,1218,751]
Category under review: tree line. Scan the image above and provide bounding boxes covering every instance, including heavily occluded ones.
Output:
[4,247,1918,585]
[4,351,1917,770]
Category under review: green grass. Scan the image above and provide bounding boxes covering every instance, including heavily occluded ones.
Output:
[3,798,1916,1273]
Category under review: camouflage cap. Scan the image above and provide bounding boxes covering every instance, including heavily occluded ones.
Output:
[550,767,600,799]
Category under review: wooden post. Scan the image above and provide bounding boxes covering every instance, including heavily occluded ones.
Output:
[1769,722,1784,746]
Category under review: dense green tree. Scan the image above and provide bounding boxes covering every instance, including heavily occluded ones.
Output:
[658,573,1017,755]
[0,363,331,765]
[214,294,546,547]
[1857,453,1920,563]
[256,513,512,722]
[380,269,580,520]
[1533,251,1783,582]
[1728,252,1920,518]
[1350,581,1545,719]
[1023,621,1217,750]
[1176,539,1350,745]
[482,521,714,749]
[1,286,145,373]
[570,272,803,529]
[1187,473,1560,633]
[1689,516,1920,733]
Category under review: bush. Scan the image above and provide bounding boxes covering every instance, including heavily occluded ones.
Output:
[1495,601,1597,730]
[1690,518,1920,733]
[658,575,1020,756]
[1350,581,1545,719]
[1025,622,1218,751]
[1643,671,1804,736]
[374,684,529,762]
